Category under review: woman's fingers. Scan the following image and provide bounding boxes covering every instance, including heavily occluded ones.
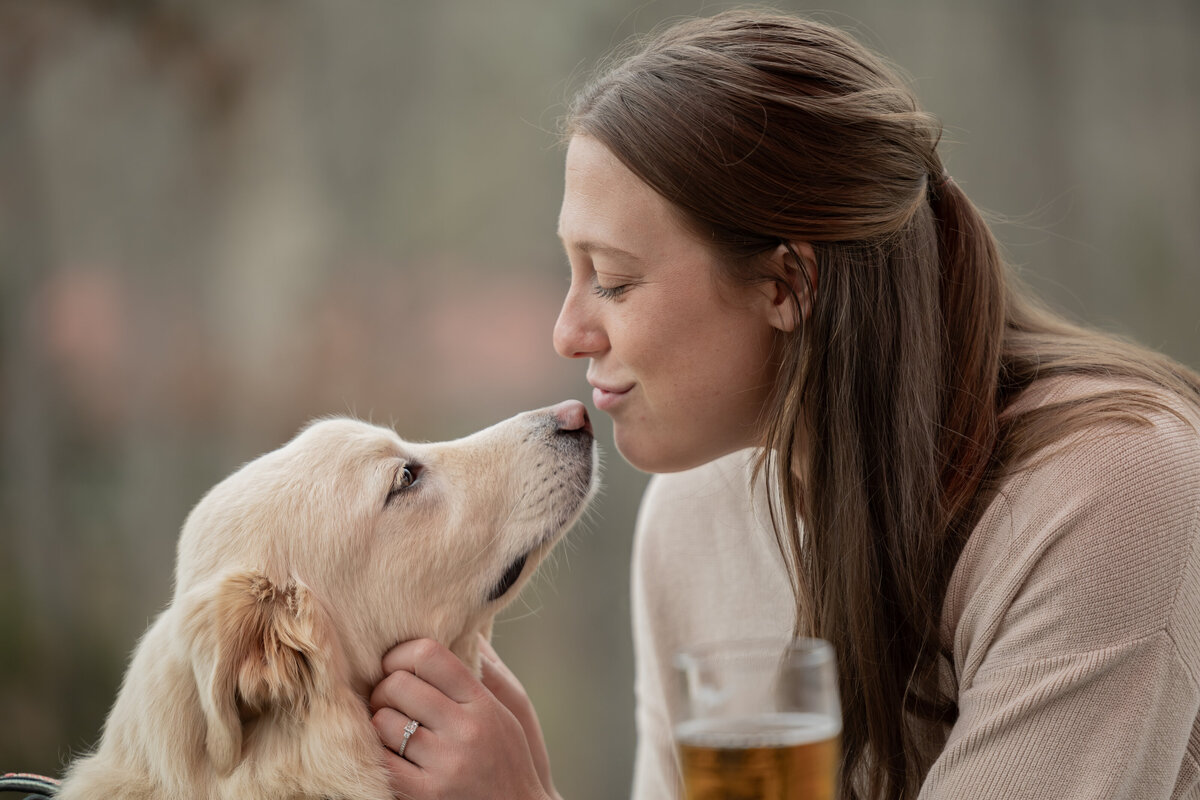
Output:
[371,707,427,764]
[371,637,555,800]
[369,665,455,729]
[379,747,428,798]
[479,635,531,726]
[381,638,486,704]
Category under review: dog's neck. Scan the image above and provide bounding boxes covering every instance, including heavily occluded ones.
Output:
[450,617,495,678]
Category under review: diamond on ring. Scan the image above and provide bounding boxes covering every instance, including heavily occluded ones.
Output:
[397,719,420,758]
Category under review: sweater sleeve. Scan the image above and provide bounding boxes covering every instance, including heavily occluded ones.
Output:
[922,402,1200,799]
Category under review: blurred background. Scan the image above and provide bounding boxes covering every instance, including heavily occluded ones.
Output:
[0,0,1196,796]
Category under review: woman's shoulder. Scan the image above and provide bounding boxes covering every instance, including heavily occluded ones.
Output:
[980,373,1200,559]
[1010,371,1200,427]
[986,373,1198,497]
[946,372,1200,678]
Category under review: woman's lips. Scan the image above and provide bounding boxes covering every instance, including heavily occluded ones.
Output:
[591,382,632,411]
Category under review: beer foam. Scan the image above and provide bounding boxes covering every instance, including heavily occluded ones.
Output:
[675,712,841,749]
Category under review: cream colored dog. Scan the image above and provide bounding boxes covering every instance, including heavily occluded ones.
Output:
[57,401,598,800]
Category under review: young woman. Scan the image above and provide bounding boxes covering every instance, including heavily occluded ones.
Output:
[370,10,1200,799]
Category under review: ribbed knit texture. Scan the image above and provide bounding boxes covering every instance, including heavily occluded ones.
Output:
[630,377,1200,799]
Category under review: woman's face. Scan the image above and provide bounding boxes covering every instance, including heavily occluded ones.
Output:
[554,135,781,473]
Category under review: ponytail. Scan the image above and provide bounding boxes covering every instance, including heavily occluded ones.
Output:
[926,173,1004,533]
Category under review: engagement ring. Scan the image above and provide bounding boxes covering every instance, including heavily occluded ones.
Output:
[397,719,420,758]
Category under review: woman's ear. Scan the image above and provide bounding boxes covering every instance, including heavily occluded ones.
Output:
[759,241,818,333]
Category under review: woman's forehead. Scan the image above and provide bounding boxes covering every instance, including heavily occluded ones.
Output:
[558,135,696,259]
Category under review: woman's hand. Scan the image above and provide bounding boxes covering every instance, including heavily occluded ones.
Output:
[369,635,561,800]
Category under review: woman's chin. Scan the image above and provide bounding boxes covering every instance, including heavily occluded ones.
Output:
[614,426,738,474]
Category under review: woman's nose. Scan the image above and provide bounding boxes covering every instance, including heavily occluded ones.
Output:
[553,287,605,359]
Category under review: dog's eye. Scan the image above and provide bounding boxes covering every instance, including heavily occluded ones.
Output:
[386,462,421,504]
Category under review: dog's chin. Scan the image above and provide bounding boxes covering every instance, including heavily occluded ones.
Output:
[452,473,596,675]
[446,534,564,675]
[482,470,596,607]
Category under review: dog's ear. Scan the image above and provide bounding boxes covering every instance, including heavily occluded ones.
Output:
[182,569,324,775]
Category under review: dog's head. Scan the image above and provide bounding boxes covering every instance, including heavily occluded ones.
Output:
[170,401,597,775]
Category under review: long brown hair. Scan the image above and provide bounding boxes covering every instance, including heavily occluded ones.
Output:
[566,9,1200,800]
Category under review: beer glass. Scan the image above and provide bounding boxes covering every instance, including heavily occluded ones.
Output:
[674,638,841,800]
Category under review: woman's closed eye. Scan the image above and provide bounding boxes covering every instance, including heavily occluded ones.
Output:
[591,274,635,300]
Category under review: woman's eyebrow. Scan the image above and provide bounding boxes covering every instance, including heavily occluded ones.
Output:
[560,238,643,263]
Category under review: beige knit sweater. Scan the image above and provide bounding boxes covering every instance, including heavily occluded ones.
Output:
[630,378,1200,799]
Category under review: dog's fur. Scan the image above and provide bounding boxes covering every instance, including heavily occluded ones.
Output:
[57,404,597,800]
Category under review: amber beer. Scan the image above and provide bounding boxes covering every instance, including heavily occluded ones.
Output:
[677,712,840,800]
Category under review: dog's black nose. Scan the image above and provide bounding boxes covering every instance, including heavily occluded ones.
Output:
[550,399,592,435]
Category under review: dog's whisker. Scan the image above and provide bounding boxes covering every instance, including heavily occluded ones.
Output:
[499,595,544,624]
[464,484,538,568]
